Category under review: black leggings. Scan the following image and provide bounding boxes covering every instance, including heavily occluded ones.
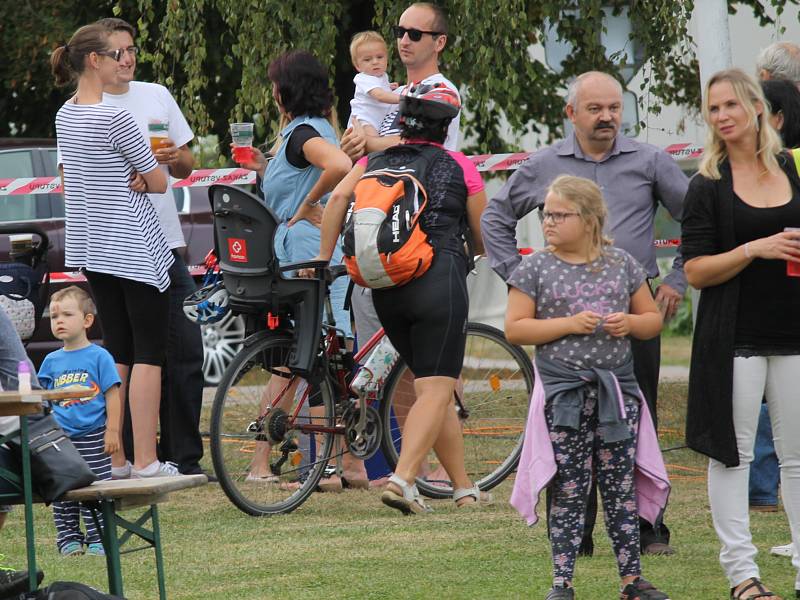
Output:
[85,271,169,366]
[372,252,468,378]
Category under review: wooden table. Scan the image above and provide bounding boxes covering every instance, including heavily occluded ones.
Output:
[0,387,94,592]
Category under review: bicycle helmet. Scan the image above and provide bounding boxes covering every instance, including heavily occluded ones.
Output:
[400,82,460,120]
[183,280,230,325]
[399,83,460,142]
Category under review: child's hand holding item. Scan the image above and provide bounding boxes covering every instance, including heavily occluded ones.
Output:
[602,312,631,337]
[570,311,602,335]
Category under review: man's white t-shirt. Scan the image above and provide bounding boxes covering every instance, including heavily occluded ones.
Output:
[377,73,460,151]
[102,81,194,249]
[349,73,394,131]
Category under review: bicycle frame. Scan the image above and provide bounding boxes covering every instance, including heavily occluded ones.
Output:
[256,295,386,440]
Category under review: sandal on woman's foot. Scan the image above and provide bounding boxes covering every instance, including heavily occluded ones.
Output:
[317,475,344,493]
[620,577,670,600]
[316,465,343,493]
[381,474,431,515]
[245,473,279,483]
[341,476,369,490]
[730,578,782,600]
[546,584,575,599]
[453,484,493,508]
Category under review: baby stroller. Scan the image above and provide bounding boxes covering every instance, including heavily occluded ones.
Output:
[0,224,50,341]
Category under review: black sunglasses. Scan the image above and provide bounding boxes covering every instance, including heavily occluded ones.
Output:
[392,25,444,42]
[96,46,139,62]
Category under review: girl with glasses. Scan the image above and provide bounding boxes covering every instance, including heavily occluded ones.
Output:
[506,175,670,600]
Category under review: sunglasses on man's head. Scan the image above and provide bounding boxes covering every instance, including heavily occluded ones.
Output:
[96,46,139,62]
[392,25,444,42]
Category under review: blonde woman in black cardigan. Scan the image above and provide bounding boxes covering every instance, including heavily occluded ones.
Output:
[683,68,800,600]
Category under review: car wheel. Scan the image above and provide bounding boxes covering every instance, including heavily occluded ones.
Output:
[202,313,245,386]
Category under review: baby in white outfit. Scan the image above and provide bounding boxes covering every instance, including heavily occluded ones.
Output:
[348,31,400,136]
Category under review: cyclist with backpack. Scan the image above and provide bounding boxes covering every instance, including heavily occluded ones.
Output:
[310,84,488,513]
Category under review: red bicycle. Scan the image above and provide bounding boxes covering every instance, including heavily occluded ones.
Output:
[207,185,534,516]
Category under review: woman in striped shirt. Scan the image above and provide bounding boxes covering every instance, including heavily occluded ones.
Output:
[51,23,178,478]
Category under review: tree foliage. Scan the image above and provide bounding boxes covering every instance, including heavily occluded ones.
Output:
[1,0,797,157]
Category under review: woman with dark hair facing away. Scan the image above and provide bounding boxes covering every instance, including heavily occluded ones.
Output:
[238,50,367,489]
[763,78,800,149]
[311,83,488,513]
[51,25,177,478]
[682,68,800,600]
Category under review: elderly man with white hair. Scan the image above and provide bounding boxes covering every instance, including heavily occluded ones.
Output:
[757,41,800,86]
[482,71,689,558]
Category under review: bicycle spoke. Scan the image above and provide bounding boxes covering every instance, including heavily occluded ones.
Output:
[380,323,533,498]
[210,336,335,516]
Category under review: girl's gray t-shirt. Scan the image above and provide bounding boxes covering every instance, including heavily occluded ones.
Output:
[508,246,647,370]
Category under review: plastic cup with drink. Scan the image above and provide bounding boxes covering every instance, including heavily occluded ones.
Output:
[231,122,255,164]
[148,120,170,153]
[786,227,800,277]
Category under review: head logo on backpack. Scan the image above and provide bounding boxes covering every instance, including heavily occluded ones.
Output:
[342,145,444,289]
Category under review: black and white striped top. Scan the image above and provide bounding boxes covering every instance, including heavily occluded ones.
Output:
[55,102,173,291]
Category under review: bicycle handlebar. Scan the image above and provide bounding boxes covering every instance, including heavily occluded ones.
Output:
[279,261,349,283]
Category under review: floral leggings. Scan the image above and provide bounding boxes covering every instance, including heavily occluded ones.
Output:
[546,387,641,583]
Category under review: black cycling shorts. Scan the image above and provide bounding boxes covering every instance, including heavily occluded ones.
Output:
[372,252,468,379]
[85,271,169,366]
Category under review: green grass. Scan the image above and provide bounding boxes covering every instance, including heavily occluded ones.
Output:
[3,381,796,599]
[661,335,692,368]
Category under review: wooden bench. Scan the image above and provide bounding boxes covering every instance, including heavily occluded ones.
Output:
[0,388,94,592]
[63,475,207,600]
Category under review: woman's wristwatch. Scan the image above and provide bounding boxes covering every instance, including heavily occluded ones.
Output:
[305,196,321,207]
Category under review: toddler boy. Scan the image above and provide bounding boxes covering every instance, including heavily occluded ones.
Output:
[348,31,400,136]
[37,286,121,557]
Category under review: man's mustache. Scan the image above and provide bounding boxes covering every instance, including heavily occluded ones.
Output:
[595,122,616,130]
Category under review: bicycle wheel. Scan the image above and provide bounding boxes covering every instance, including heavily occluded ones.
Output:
[379,322,533,499]
[210,334,335,516]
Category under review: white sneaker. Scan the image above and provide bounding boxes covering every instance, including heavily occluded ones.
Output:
[132,461,181,478]
[770,543,793,557]
[111,461,132,480]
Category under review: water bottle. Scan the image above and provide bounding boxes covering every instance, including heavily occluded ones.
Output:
[17,361,31,394]
[351,336,399,396]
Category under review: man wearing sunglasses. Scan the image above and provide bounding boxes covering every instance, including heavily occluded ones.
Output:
[482,71,689,557]
[89,17,207,481]
[340,2,460,161]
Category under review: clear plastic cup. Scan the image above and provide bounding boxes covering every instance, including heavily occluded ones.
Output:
[148,120,170,152]
[230,122,255,164]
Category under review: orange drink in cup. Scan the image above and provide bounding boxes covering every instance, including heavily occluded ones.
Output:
[148,120,170,152]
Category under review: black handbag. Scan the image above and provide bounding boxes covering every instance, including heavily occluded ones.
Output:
[7,415,97,503]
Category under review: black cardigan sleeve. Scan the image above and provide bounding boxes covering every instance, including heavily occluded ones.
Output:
[681,174,720,261]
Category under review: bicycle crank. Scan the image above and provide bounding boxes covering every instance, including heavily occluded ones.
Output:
[343,404,381,460]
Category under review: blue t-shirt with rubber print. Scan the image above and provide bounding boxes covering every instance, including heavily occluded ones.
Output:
[37,344,121,437]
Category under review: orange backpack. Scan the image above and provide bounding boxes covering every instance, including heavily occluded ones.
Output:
[342,145,444,289]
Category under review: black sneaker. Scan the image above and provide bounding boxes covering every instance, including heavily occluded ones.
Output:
[621,577,669,600]
[0,567,44,598]
[545,585,575,600]
[180,467,218,483]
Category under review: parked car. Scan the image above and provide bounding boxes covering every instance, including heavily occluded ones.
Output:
[0,138,244,386]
